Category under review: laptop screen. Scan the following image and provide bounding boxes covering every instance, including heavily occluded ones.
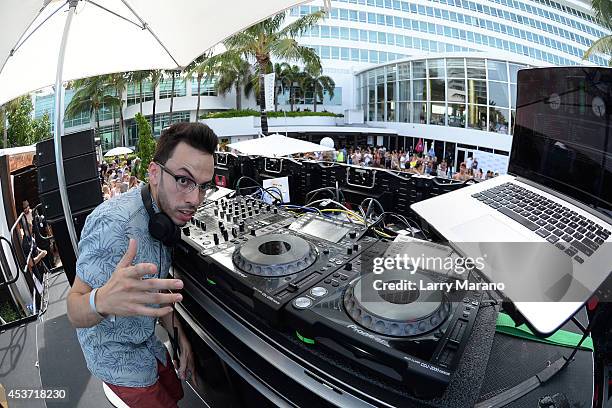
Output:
[509,67,612,221]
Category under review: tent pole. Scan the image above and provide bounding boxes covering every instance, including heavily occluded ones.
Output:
[53,0,79,255]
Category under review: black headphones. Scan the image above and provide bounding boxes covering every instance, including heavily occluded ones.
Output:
[141,184,181,247]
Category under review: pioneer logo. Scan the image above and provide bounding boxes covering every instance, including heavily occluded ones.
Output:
[346,324,389,347]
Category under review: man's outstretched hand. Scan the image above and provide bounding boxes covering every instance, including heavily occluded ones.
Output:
[96,239,183,317]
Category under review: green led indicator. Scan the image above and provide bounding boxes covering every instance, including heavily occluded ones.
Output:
[207,278,217,285]
[296,331,315,345]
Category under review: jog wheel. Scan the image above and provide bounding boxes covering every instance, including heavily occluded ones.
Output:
[233,233,317,277]
[343,271,451,337]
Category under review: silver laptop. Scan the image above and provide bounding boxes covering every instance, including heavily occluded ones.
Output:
[412,67,611,336]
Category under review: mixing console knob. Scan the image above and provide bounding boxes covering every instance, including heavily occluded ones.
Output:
[273,208,278,214]
[323,248,330,255]
[213,233,219,245]
[214,209,219,216]
[344,263,352,271]
[218,220,224,228]
[233,216,238,223]
[200,222,206,232]
[182,227,190,237]
[250,227,256,236]
[227,213,232,221]
[232,227,238,237]
[353,243,359,251]
[349,230,357,239]
[266,205,271,211]
[239,222,245,232]
[254,209,259,215]
[248,211,253,217]
[347,247,353,255]
[190,217,195,225]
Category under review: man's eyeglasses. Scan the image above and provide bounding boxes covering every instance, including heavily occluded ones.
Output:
[156,162,215,195]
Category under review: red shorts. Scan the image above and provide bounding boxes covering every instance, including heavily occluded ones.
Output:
[105,352,184,408]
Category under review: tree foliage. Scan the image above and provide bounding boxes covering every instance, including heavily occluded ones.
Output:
[135,113,156,180]
[584,0,612,64]
[219,9,326,134]
[5,96,52,147]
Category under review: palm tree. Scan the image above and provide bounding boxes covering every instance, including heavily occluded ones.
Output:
[105,73,128,146]
[272,62,288,112]
[149,70,162,133]
[127,70,151,115]
[278,63,302,112]
[302,65,335,112]
[221,10,325,134]
[215,55,254,110]
[163,70,181,124]
[66,75,116,137]
[185,54,214,120]
[583,0,612,63]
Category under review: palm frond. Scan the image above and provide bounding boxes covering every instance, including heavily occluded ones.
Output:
[583,35,612,60]
[278,10,326,39]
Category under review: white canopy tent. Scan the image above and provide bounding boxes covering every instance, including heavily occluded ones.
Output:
[227,134,335,157]
[104,146,133,157]
[0,0,308,252]
[0,0,309,105]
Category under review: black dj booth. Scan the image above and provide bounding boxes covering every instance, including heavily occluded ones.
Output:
[169,152,606,408]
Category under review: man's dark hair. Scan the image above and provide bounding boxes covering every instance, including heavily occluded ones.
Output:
[153,122,218,164]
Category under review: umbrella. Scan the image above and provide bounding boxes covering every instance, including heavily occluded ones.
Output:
[227,134,335,157]
[0,0,307,253]
[104,146,133,157]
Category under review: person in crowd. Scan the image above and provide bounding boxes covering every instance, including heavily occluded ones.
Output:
[67,122,216,407]
[363,149,373,166]
[407,160,424,175]
[453,162,471,181]
[22,200,33,226]
[20,220,48,281]
[472,157,479,171]
[439,160,448,177]
[102,185,111,201]
[336,147,345,163]
[399,153,407,170]
[129,176,140,190]
[391,151,400,170]
[110,179,122,198]
[33,213,54,271]
[466,155,473,170]
[476,168,484,180]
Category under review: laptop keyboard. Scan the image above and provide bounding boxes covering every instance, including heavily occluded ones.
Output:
[471,182,610,264]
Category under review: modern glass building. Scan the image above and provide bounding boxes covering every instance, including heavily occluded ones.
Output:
[286,0,608,173]
[30,0,607,172]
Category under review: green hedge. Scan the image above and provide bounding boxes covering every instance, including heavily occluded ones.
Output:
[202,109,343,119]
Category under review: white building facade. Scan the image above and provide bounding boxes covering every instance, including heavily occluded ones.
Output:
[32,0,607,172]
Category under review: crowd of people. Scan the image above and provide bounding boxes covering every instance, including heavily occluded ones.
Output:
[301,144,500,181]
[98,155,143,201]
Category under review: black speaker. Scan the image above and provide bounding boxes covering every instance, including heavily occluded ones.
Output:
[48,208,93,286]
[39,178,103,221]
[37,151,98,194]
[35,130,95,167]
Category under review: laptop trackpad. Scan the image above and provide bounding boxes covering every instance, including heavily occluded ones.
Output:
[450,215,577,302]
[450,214,531,242]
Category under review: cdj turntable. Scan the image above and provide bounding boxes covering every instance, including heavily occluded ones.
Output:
[285,238,483,398]
[204,213,377,323]
[176,194,484,399]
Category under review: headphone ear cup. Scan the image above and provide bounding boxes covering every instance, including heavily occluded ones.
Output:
[148,213,179,246]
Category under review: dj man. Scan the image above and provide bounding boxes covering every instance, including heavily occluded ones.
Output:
[67,122,217,407]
